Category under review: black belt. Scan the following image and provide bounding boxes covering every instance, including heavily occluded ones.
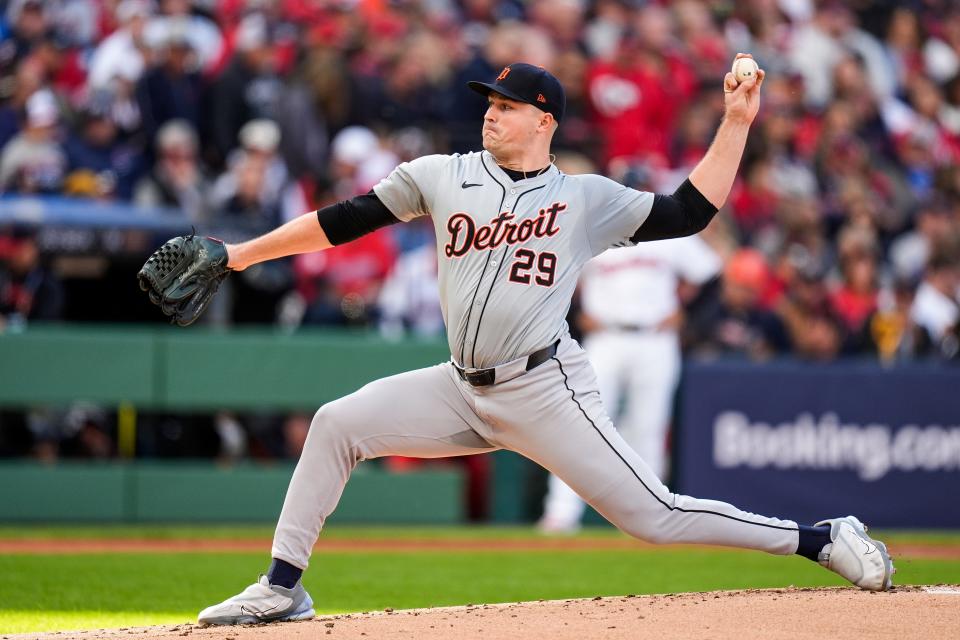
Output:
[455,341,559,387]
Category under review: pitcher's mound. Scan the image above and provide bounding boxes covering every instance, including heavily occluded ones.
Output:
[12,586,960,640]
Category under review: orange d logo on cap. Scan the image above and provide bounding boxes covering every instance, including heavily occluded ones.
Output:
[468,62,566,123]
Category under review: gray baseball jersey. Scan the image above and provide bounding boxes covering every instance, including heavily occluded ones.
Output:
[270,150,802,571]
[373,151,653,369]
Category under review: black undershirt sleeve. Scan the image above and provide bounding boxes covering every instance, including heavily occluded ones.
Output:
[630,179,719,243]
[316,191,401,246]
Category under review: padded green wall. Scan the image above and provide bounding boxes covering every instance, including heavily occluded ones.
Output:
[0,325,450,410]
[0,463,464,523]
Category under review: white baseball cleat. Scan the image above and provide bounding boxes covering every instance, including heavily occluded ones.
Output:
[815,515,895,592]
[197,575,315,625]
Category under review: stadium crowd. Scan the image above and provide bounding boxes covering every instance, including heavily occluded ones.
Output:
[1,0,960,469]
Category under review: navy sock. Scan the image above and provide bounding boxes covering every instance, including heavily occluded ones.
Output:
[267,558,303,588]
[795,524,832,562]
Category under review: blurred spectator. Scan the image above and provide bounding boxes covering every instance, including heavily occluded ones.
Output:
[670,94,719,174]
[52,0,101,49]
[297,228,398,328]
[776,252,849,362]
[87,0,153,91]
[447,21,527,154]
[26,404,114,462]
[829,225,880,337]
[910,233,960,358]
[866,274,926,363]
[0,55,46,150]
[760,234,827,309]
[787,2,893,109]
[728,154,780,240]
[104,64,145,141]
[687,248,790,360]
[31,30,87,102]
[890,198,956,282]
[0,89,66,194]
[583,0,627,62]
[815,127,909,237]
[383,127,437,253]
[211,118,304,227]
[326,125,399,199]
[206,12,278,167]
[922,8,960,84]
[882,75,960,195]
[377,243,443,338]
[144,0,223,73]
[830,54,889,159]
[754,75,818,199]
[725,1,794,79]
[210,119,300,324]
[281,413,311,459]
[213,148,278,225]
[535,0,584,45]
[551,48,596,157]
[274,56,332,183]
[63,89,144,199]
[2,0,50,71]
[585,5,697,168]
[883,7,924,93]
[295,131,398,327]
[136,16,204,145]
[0,228,64,327]
[359,32,452,131]
[134,119,211,221]
[675,0,729,80]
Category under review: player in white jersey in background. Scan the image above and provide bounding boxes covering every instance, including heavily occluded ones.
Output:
[540,235,721,533]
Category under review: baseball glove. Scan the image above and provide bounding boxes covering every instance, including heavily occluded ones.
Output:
[137,234,231,326]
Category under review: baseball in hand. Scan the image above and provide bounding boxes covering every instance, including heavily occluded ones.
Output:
[732,57,759,84]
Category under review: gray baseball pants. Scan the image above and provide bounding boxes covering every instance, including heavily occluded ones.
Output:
[271,335,799,568]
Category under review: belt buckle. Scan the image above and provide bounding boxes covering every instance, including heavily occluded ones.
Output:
[460,367,495,387]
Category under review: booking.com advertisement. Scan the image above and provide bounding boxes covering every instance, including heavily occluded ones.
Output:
[676,361,960,528]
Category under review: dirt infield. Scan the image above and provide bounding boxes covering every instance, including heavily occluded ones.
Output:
[2,537,959,559]
[8,586,960,640]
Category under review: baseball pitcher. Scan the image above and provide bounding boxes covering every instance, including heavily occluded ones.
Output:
[138,56,894,626]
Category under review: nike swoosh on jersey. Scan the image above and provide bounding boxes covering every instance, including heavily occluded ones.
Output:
[461,181,483,189]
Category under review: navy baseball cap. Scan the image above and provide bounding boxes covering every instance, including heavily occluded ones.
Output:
[468,63,566,123]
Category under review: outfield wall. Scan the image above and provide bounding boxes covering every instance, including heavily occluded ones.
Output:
[1,326,957,526]
[0,325,451,410]
[0,462,464,523]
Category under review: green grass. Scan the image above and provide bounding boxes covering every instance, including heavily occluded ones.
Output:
[1,525,958,634]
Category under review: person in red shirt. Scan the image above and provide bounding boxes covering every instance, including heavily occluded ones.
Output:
[296,229,397,326]
[829,225,879,334]
[586,6,696,167]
